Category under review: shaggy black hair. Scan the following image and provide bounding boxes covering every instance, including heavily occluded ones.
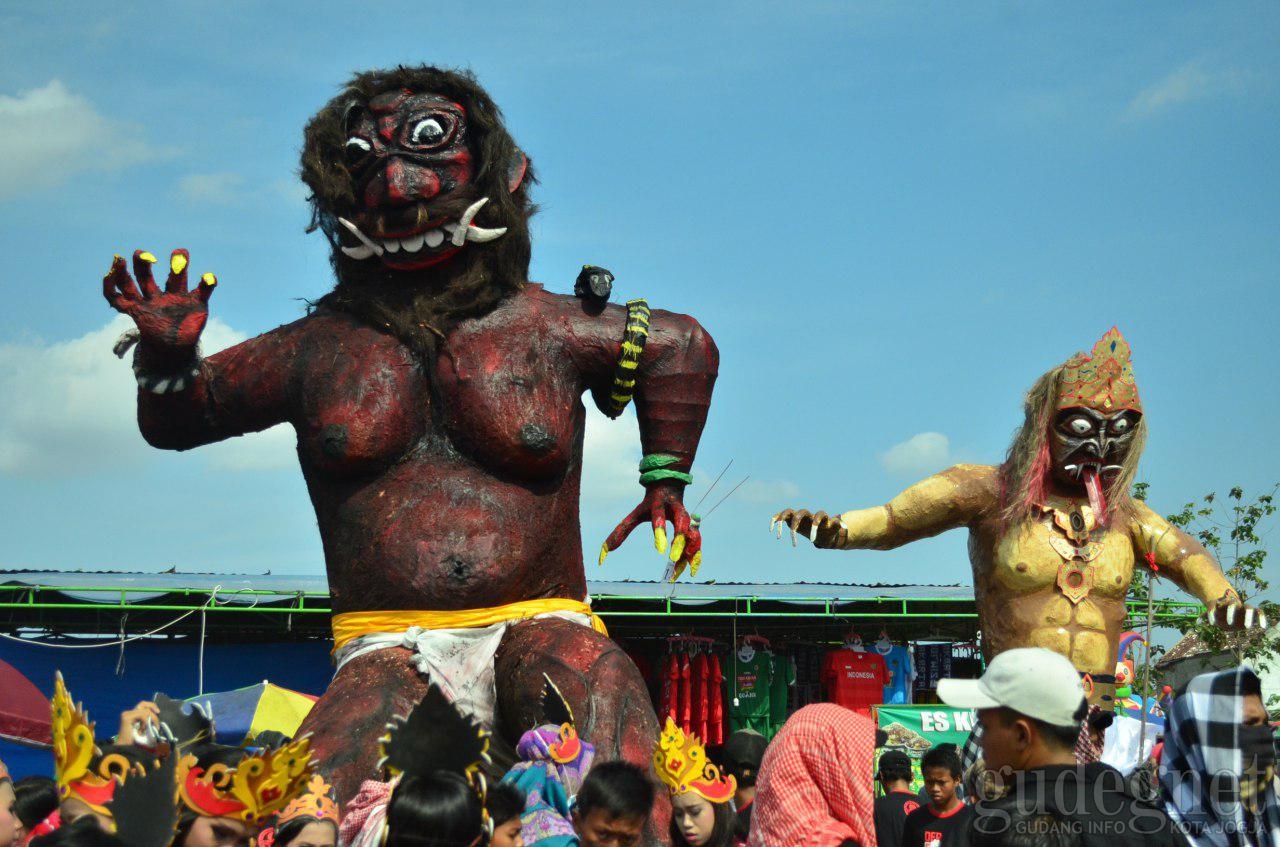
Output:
[300,65,538,364]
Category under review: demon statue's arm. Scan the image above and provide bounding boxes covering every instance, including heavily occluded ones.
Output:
[104,250,298,448]
[772,464,998,551]
[588,304,719,578]
[1129,500,1265,629]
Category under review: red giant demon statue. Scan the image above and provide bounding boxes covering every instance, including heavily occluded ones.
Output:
[102,66,718,807]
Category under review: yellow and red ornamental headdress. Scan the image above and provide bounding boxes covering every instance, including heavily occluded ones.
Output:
[52,673,122,815]
[275,774,339,826]
[177,736,315,826]
[0,758,10,783]
[541,675,582,765]
[1056,327,1142,414]
[652,718,735,805]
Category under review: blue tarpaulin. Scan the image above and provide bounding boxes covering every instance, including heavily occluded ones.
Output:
[0,638,332,779]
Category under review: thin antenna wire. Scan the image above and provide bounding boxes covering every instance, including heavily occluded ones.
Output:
[692,460,734,513]
[705,476,751,518]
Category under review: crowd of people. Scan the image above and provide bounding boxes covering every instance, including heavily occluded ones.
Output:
[0,650,1275,847]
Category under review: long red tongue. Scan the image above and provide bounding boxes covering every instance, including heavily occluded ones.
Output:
[1083,465,1107,526]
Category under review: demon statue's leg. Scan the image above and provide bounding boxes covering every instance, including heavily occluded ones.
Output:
[495,618,671,844]
[297,646,428,805]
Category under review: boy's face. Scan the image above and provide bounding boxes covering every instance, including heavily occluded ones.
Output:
[573,808,646,847]
[490,816,524,847]
[922,765,959,808]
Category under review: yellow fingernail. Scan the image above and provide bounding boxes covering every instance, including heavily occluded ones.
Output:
[113,254,123,261]
[201,273,217,287]
[669,534,686,564]
[598,543,609,566]
[690,551,703,576]
[654,526,668,554]
[670,562,686,583]
[171,254,188,275]
[139,251,157,263]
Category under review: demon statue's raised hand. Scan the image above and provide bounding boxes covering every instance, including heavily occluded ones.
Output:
[773,328,1263,709]
[102,66,718,811]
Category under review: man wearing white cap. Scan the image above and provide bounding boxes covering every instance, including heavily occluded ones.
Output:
[938,648,1179,847]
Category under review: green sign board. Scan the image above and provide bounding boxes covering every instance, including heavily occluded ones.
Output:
[875,705,976,792]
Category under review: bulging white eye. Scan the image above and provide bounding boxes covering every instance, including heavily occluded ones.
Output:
[1069,418,1092,435]
[1112,417,1131,433]
[410,117,447,146]
[345,137,371,158]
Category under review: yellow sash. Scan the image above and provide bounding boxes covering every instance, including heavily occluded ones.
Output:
[331,599,608,653]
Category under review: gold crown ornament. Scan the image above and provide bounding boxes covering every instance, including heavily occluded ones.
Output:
[1056,327,1142,414]
[275,774,339,826]
[177,737,315,826]
[652,718,735,804]
[52,673,131,815]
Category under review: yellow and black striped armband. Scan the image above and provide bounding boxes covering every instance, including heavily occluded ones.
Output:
[605,299,651,418]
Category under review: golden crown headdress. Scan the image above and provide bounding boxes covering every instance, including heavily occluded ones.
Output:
[1056,327,1142,414]
[177,736,315,826]
[276,774,339,825]
[652,718,735,805]
[52,672,129,815]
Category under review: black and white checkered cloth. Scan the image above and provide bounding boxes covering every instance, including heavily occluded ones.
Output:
[1160,666,1280,847]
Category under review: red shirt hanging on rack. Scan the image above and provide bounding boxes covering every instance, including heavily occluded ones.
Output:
[709,653,725,744]
[821,648,891,715]
[679,653,693,733]
[692,652,709,741]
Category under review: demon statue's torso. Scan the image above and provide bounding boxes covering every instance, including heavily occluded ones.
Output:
[774,328,1260,708]
[104,67,716,822]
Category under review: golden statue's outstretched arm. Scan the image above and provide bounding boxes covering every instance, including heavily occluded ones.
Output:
[1130,501,1267,629]
[772,464,998,550]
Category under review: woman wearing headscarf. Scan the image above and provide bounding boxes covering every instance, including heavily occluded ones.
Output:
[1160,666,1279,847]
[746,705,877,847]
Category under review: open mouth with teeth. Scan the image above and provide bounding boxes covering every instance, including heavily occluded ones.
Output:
[337,197,507,271]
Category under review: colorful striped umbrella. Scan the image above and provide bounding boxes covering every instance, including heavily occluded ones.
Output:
[186,681,318,745]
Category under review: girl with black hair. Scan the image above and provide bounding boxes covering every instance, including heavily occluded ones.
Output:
[654,720,742,847]
[385,773,486,847]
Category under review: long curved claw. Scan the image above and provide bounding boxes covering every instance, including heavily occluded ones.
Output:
[654,525,668,555]
[1244,607,1255,629]
[598,543,609,567]
[1226,604,1237,628]
[669,534,687,564]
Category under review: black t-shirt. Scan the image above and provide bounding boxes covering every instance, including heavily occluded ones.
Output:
[733,799,753,843]
[875,790,923,847]
[902,802,973,847]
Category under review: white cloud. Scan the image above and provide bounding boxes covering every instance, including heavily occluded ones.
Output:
[0,80,162,201]
[178,172,246,205]
[0,316,294,477]
[1123,62,1245,122]
[580,404,642,502]
[879,432,951,476]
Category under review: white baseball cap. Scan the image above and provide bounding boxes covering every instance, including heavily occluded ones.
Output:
[937,647,1086,729]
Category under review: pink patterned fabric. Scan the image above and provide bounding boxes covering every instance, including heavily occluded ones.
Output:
[338,777,397,847]
[747,704,877,847]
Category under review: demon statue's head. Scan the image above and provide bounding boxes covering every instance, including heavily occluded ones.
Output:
[1001,327,1147,526]
[300,66,535,358]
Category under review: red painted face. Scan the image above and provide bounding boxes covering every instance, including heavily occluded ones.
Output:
[342,90,475,270]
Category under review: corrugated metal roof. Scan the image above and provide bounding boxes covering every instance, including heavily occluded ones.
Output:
[0,570,974,606]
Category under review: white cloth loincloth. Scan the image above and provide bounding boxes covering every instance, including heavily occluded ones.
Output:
[332,608,596,729]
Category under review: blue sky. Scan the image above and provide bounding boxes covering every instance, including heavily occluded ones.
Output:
[0,2,1277,631]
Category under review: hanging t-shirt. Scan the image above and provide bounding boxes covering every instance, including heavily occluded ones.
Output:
[660,653,679,723]
[822,648,890,715]
[692,652,710,741]
[709,654,725,745]
[728,648,773,732]
[901,803,973,847]
[913,644,953,691]
[877,644,914,705]
[768,653,796,735]
[679,653,693,733]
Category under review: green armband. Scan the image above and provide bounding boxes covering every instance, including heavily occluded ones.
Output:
[640,469,694,486]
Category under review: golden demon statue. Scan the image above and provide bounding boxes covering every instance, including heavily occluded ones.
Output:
[772,328,1265,707]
